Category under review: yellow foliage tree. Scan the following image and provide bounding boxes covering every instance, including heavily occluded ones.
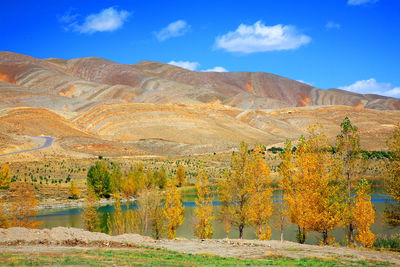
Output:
[336,117,363,245]
[218,141,251,239]
[9,182,42,228]
[176,165,186,187]
[194,168,213,239]
[353,179,376,248]
[122,164,145,197]
[107,194,125,235]
[83,186,99,232]
[0,164,11,189]
[385,124,400,226]
[247,146,274,240]
[163,178,184,239]
[68,181,81,199]
[281,127,345,245]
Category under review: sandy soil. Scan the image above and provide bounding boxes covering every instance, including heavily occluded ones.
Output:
[0,227,399,265]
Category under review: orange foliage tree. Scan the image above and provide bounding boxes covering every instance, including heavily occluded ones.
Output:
[281,127,345,245]
[194,168,213,239]
[247,146,274,240]
[163,178,184,239]
[9,181,41,228]
[353,179,376,248]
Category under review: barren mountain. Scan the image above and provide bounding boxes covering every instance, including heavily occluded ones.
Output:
[0,51,399,157]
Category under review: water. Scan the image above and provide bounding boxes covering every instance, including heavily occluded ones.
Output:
[37,194,400,244]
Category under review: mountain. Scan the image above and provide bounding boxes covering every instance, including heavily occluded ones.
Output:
[0,51,399,158]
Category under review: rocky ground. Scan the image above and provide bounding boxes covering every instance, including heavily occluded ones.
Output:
[0,227,399,265]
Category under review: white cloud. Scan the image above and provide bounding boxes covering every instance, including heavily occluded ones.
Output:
[168,61,200,71]
[167,61,228,72]
[347,0,378,5]
[214,21,311,54]
[156,20,190,41]
[339,78,400,97]
[202,66,228,72]
[325,21,341,30]
[62,7,130,34]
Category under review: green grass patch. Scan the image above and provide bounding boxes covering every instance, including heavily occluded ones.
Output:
[0,247,389,266]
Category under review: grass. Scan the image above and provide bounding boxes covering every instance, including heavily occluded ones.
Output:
[374,233,400,251]
[0,247,389,266]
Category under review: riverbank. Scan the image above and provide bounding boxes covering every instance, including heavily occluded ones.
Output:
[0,227,398,265]
[38,197,136,210]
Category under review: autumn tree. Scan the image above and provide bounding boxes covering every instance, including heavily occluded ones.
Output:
[176,165,186,187]
[156,167,167,189]
[0,163,11,189]
[68,181,81,199]
[83,186,99,232]
[385,124,400,226]
[281,127,345,245]
[107,194,125,235]
[218,141,251,239]
[122,164,145,197]
[87,161,112,198]
[163,178,184,239]
[149,190,165,239]
[247,146,274,240]
[336,117,363,244]
[110,162,123,193]
[353,179,376,248]
[9,182,41,228]
[272,198,289,242]
[194,168,213,239]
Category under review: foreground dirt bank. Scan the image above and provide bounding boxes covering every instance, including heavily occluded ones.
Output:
[0,227,399,265]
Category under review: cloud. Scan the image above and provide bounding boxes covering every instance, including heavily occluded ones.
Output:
[325,21,341,30]
[167,61,228,72]
[203,66,228,72]
[168,61,200,71]
[339,78,400,97]
[214,21,311,54]
[62,7,130,34]
[156,20,190,41]
[347,0,378,5]
[296,80,314,86]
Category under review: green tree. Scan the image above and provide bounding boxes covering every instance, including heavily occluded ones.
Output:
[87,161,112,198]
[156,167,167,189]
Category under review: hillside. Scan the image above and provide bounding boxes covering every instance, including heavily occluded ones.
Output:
[0,51,399,157]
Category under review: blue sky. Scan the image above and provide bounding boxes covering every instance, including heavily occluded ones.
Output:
[1,0,399,96]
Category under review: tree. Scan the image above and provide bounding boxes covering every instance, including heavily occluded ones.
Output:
[150,190,165,239]
[272,199,289,243]
[9,182,41,228]
[353,179,376,248]
[385,124,400,226]
[247,146,274,240]
[218,141,251,239]
[87,161,112,198]
[68,181,81,199]
[83,186,99,232]
[194,168,213,239]
[110,162,123,193]
[281,127,345,245]
[163,178,184,239]
[176,165,186,187]
[107,194,125,235]
[122,164,145,197]
[336,117,363,245]
[156,167,167,189]
[0,163,11,189]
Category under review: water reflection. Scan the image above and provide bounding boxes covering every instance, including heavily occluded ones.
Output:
[37,195,399,244]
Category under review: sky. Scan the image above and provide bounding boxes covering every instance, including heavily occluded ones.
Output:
[1,0,399,97]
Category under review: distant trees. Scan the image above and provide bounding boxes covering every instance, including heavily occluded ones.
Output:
[176,165,186,187]
[68,181,81,199]
[163,178,184,239]
[87,161,112,198]
[385,124,400,226]
[9,181,41,228]
[0,163,10,189]
[194,168,213,239]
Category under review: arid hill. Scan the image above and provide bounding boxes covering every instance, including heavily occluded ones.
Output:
[0,51,399,157]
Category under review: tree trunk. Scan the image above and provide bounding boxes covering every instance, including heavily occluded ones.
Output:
[280,229,284,242]
[347,172,354,245]
[239,224,244,239]
[322,230,328,245]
